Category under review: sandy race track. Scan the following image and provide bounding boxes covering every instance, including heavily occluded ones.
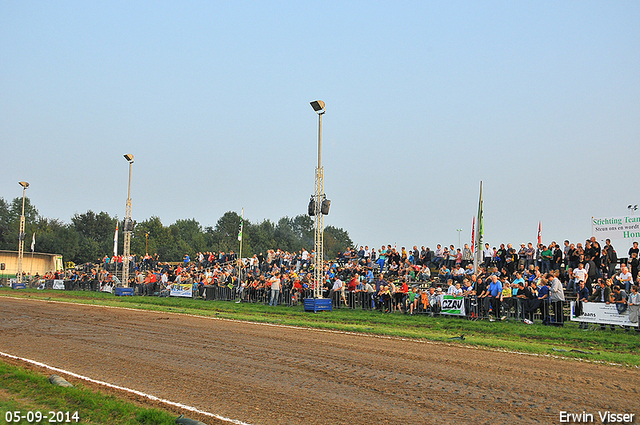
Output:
[0,297,637,425]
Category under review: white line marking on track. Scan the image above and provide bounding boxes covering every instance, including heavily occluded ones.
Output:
[0,350,254,425]
[2,295,636,370]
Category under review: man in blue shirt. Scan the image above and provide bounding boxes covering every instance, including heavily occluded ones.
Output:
[487,275,503,321]
[527,279,550,324]
[365,267,374,284]
[575,281,590,329]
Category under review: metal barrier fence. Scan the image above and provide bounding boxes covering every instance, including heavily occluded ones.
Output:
[32,280,572,324]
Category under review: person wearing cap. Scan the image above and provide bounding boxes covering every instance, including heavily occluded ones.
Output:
[517,244,527,269]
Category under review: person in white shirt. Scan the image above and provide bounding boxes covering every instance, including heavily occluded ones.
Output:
[269,273,281,306]
[483,243,493,268]
[618,265,633,292]
[573,263,588,291]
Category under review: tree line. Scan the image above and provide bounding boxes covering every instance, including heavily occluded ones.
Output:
[0,197,353,265]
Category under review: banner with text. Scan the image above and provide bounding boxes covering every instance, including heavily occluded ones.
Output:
[170,283,193,298]
[591,215,640,241]
[440,295,466,316]
[570,301,638,327]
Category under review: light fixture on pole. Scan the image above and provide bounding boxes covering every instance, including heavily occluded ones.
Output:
[628,204,638,215]
[456,228,462,249]
[123,154,134,287]
[309,100,330,302]
[17,181,29,283]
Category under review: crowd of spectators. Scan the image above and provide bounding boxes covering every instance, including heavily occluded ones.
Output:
[27,236,640,330]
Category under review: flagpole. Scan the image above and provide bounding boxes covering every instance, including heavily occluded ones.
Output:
[29,233,35,281]
[473,181,484,272]
[471,216,475,254]
[238,208,244,285]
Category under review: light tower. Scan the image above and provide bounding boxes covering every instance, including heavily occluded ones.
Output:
[310,100,329,299]
[17,181,29,283]
[123,154,134,287]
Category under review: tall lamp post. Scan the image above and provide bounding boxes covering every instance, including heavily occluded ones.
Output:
[123,154,134,287]
[456,228,462,249]
[17,181,29,283]
[310,100,328,299]
[628,205,638,216]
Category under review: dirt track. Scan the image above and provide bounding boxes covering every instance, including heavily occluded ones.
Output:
[0,297,637,425]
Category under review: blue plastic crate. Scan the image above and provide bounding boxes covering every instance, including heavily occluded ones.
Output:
[114,287,135,296]
[304,298,332,312]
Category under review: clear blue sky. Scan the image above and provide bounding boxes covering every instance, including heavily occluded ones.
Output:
[2,1,639,252]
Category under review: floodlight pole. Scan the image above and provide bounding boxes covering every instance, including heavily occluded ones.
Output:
[17,182,29,283]
[123,155,133,287]
[311,101,325,299]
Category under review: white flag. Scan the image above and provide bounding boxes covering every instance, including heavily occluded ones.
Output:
[31,232,35,252]
[113,223,119,256]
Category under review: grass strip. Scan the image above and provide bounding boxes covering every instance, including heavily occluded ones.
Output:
[0,360,179,424]
[2,288,640,366]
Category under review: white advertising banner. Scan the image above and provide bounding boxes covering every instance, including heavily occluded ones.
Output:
[53,280,65,290]
[440,295,466,316]
[169,283,193,298]
[591,215,640,241]
[570,301,638,327]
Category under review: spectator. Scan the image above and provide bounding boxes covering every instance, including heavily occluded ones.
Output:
[589,279,611,303]
[548,272,565,326]
[627,285,639,330]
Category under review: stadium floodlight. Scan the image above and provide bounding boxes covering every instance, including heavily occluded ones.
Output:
[122,154,134,288]
[310,100,325,114]
[17,181,30,282]
[310,100,327,301]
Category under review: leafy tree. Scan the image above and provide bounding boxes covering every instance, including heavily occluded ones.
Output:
[210,211,243,252]
[249,219,277,256]
[34,218,80,264]
[292,214,314,249]
[0,197,12,249]
[0,197,39,251]
[275,217,296,252]
[323,225,354,260]
[170,219,206,253]
[131,216,169,257]
[70,211,116,263]
[0,199,355,264]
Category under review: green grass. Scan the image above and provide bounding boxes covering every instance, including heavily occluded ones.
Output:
[0,361,179,424]
[2,287,640,366]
